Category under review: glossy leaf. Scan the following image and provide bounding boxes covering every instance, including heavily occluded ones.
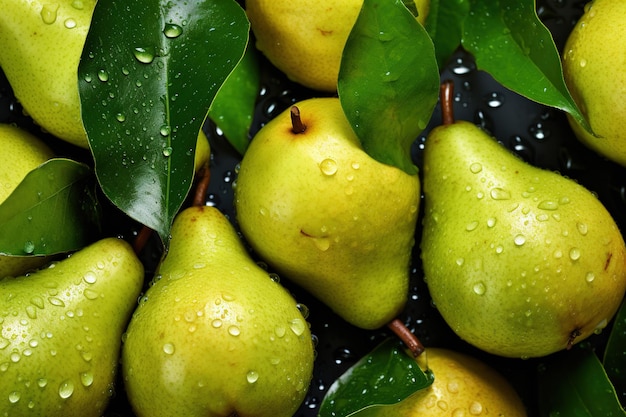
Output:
[604,299,626,398]
[462,0,592,133]
[319,338,434,417]
[79,0,249,245]
[209,44,261,155]
[0,159,100,256]
[424,0,470,69]
[338,0,439,175]
[538,347,626,417]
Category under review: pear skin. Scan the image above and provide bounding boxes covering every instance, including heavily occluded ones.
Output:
[386,348,527,416]
[563,0,626,167]
[234,97,420,330]
[0,237,144,416]
[420,120,626,358]
[122,206,314,417]
[0,123,55,277]
[246,0,430,92]
[0,0,96,147]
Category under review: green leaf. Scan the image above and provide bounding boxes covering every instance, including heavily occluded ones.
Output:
[538,347,626,417]
[604,299,626,397]
[79,0,249,245]
[319,338,434,417]
[461,0,592,133]
[338,0,439,175]
[424,0,470,69]
[0,159,101,256]
[209,44,261,155]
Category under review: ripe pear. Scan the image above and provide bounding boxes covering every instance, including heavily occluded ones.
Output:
[121,206,315,417]
[0,123,55,277]
[0,237,144,416]
[385,348,527,416]
[0,0,213,160]
[246,0,430,92]
[420,120,626,358]
[562,0,626,167]
[234,97,420,330]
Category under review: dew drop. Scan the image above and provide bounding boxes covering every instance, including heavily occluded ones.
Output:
[585,272,595,283]
[469,401,483,415]
[48,297,65,307]
[319,159,338,176]
[115,113,126,123]
[487,217,497,228]
[64,18,77,29]
[58,380,74,399]
[97,69,109,82]
[274,326,286,338]
[80,372,94,387]
[23,241,35,254]
[577,223,588,236]
[579,58,587,67]
[163,343,175,355]
[465,221,478,231]
[160,125,171,137]
[289,318,306,336]
[490,187,511,200]
[40,3,59,24]
[8,391,20,404]
[133,47,155,64]
[246,371,259,384]
[228,326,241,337]
[537,200,559,210]
[469,162,483,173]
[472,282,486,295]
[514,235,526,246]
[485,92,504,108]
[83,289,99,300]
[37,378,48,388]
[211,319,222,328]
[455,258,465,266]
[163,23,183,38]
[569,248,581,261]
[162,146,173,157]
[83,271,97,284]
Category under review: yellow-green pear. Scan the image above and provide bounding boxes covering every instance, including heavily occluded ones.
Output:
[562,0,626,166]
[382,348,527,416]
[0,237,144,416]
[0,123,55,277]
[245,0,430,92]
[234,97,420,330]
[0,0,96,147]
[420,120,626,358]
[122,206,315,417]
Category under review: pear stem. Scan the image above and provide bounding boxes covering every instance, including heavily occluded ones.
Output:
[193,161,211,207]
[133,226,153,255]
[440,80,455,126]
[387,318,425,357]
[290,106,307,133]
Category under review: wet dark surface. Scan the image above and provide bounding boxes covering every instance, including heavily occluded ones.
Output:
[1,0,625,415]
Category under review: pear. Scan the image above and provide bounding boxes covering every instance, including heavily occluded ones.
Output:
[420,120,626,358]
[0,123,55,277]
[121,206,315,417]
[0,237,144,416]
[245,0,430,92]
[385,348,527,416]
[562,0,626,167]
[234,97,420,330]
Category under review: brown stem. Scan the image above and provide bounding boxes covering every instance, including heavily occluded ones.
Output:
[290,106,307,134]
[440,80,455,126]
[133,226,153,255]
[193,161,211,207]
[387,318,425,357]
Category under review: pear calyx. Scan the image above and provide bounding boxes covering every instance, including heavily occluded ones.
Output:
[290,105,307,133]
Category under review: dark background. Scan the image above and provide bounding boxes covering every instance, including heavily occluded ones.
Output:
[1,0,624,415]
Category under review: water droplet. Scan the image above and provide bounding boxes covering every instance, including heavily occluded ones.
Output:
[115,113,126,123]
[296,303,310,319]
[58,380,74,399]
[275,326,286,338]
[465,221,478,231]
[160,125,171,137]
[289,318,306,336]
[577,223,588,236]
[37,378,48,388]
[162,146,173,157]
[48,297,65,307]
[514,235,526,246]
[23,241,35,254]
[585,272,595,283]
[469,162,483,173]
[455,258,465,266]
[569,248,581,261]
[537,200,559,210]
[579,58,587,67]
[40,3,59,24]
[83,271,97,284]
[163,343,175,355]
[246,371,259,384]
[484,92,504,108]
[487,217,497,228]
[211,319,222,328]
[319,159,338,176]
[80,372,94,387]
[133,47,155,64]
[8,391,20,404]
[97,69,109,82]
[64,18,76,29]
[163,23,183,38]
[83,289,99,300]
[228,326,240,336]
[473,282,486,295]
[490,187,511,200]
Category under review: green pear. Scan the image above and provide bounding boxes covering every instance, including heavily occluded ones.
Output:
[0,0,214,160]
[0,0,96,147]
[562,0,626,166]
[246,0,430,92]
[382,348,527,416]
[234,97,420,330]
[420,120,626,358]
[0,123,55,277]
[0,237,144,416]
[121,206,315,417]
